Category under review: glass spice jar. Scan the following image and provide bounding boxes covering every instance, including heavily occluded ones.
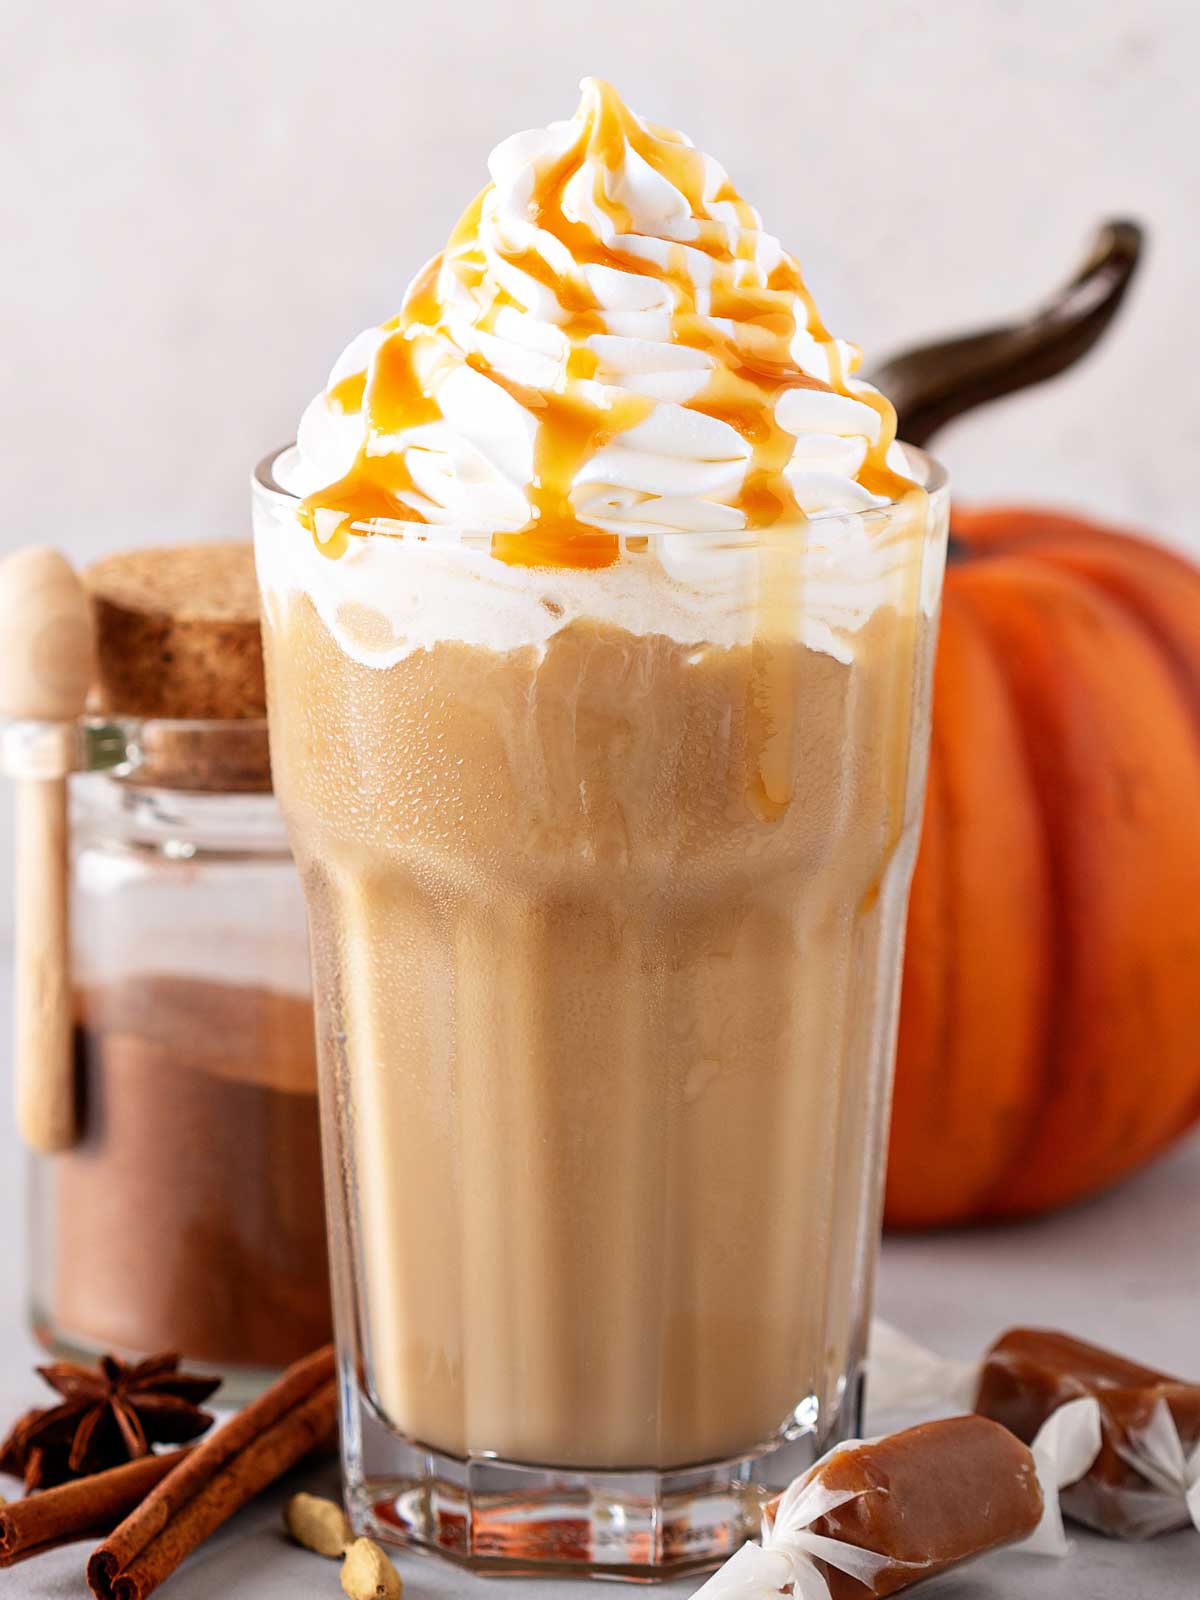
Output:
[25,713,331,1396]
[1,542,332,1401]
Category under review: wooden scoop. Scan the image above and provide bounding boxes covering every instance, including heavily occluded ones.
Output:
[872,219,1144,447]
[0,547,95,1151]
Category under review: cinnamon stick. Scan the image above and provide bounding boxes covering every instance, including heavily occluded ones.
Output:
[88,1345,336,1600]
[0,1450,191,1567]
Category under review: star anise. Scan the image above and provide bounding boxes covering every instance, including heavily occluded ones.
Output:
[0,1352,221,1491]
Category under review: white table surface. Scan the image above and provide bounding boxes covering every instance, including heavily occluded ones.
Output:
[0,961,1196,1598]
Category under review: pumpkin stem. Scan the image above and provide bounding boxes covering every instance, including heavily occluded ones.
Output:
[871,219,1144,449]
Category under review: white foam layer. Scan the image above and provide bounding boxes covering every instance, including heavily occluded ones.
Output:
[256,450,943,669]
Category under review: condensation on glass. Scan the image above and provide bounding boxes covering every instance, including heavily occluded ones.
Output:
[255,443,950,1576]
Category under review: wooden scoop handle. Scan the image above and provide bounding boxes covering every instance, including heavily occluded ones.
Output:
[14,776,75,1151]
[872,219,1144,448]
[0,546,95,1153]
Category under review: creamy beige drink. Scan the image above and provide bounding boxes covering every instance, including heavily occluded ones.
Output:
[255,78,947,1571]
[266,598,929,1468]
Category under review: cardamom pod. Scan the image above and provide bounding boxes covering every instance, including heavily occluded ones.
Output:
[341,1536,404,1600]
[284,1492,353,1558]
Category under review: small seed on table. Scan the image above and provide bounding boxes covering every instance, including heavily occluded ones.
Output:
[284,1492,353,1558]
[341,1536,404,1600]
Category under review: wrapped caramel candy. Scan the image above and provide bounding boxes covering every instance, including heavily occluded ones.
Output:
[869,1321,1200,1542]
[976,1328,1200,1540]
[777,1416,1043,1597]
[694,1414,1069,1600]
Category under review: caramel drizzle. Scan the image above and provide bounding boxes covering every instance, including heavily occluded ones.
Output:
[298,78,911,569]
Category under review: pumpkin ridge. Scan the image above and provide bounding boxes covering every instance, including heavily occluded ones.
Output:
[1026,539,1200,1145]
[888,508,1200,1227]
[886,689,954,1225]
[969,570,1120,1215]
[887,591,1048,1226]
[925,703,956,1149]
[953,559,1200,1213]
[936,626,1030,1220]
[949,564,1073,1219]
[1027,540,1200,730]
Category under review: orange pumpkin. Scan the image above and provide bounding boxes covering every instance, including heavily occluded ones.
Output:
[886,507,1200,1227]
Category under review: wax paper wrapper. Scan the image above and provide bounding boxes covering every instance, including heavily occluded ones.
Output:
[869,1319,1200,1541]
[692,1408,1092,1600]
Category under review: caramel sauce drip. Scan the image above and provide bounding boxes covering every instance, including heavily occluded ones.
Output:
[295,81,926,823]
[298,79,910,569]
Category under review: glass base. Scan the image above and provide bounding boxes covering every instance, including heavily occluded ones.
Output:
[342,1368,863,1580]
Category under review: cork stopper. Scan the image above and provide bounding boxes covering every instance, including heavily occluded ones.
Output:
[84,543,266,720]
[82,544,271,792]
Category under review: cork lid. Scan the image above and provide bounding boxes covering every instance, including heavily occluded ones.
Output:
[82,544,271,792]
[84,543,266,720]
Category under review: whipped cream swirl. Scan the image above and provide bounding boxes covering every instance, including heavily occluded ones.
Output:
[289,78,912,551]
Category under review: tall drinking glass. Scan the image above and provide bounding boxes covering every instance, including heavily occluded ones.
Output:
[253,446,949,1578]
